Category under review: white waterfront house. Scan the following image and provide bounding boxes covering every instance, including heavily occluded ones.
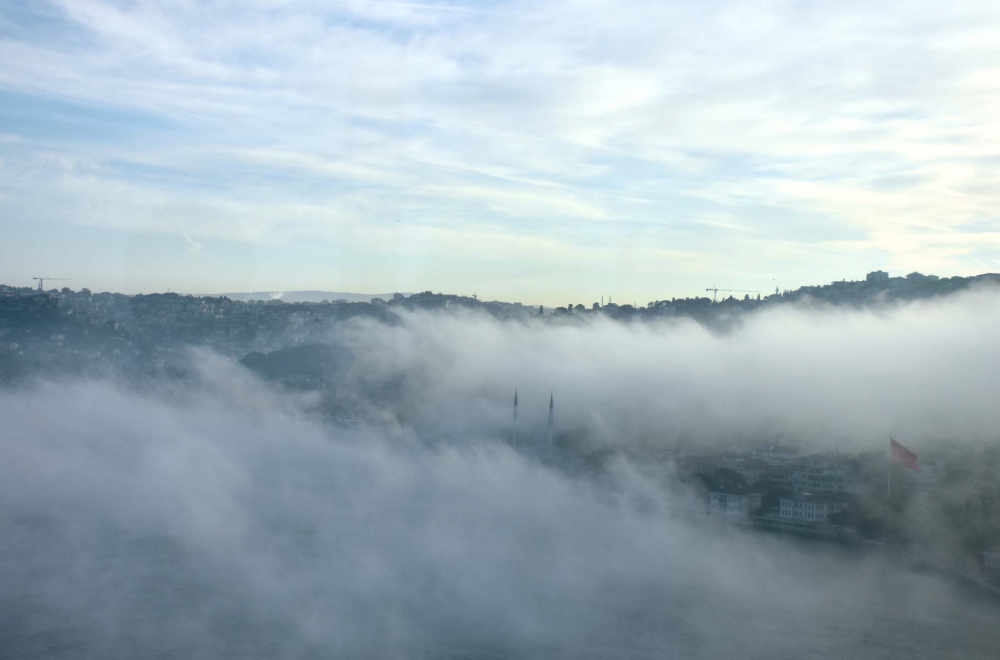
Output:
[708,491,763,521]
[778,494,847,522]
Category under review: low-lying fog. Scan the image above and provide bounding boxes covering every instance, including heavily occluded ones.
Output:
[2,291,999,658]
[318,288,1000,451]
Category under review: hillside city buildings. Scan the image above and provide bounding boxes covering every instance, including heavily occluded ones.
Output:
[3,270,998,379]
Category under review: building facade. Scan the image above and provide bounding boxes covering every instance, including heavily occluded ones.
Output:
[709,492,763,520]
[778,494,847,522]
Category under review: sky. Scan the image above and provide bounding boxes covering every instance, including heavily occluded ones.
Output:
[1,0,999,304]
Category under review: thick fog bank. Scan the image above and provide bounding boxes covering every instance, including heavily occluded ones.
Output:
[2,360,999,659]
[304,289,1000,453]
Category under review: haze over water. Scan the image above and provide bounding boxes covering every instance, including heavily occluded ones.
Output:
[4,477,999,659]
[2,314,999,659]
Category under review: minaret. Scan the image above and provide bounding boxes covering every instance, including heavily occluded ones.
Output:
[547,391,554,446]
[512,388,519,445]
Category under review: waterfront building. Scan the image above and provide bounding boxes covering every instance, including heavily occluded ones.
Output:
[778,493,848,522]
[708,491,763,521]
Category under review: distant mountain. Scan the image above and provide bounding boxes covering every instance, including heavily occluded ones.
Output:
[214,290,412,304]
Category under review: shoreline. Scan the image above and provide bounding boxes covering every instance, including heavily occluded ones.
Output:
[680,510,1000,600]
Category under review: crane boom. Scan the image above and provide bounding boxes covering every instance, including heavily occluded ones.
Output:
[705,286,761,302]
[33,277,72,292]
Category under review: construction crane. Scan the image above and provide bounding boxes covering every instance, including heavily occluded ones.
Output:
[705,285,760,303]
[33,277,71,292]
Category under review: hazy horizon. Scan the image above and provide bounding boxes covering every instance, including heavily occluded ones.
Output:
[7,269,1000,309]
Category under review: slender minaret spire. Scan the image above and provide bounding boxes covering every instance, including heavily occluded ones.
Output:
[512,388,519,445]
[547,391,554,445]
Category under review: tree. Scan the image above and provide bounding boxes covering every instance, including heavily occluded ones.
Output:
[758,483,790,515]
[711,467,747,491]
[827,510,849,528]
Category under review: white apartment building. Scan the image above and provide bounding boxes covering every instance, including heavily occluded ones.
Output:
[778,495,847,522]
[790,456,863,495]
[709,492,763,520]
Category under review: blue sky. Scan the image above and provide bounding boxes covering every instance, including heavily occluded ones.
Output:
[1,0,999,303]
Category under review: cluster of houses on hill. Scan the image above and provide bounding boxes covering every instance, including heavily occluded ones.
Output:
[4,269,999,378]
[664,444,1000,586]
[671,446,867,537]
[0,287,531,378]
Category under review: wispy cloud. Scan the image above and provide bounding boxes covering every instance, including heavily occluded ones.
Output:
[176,220,203,254]
[1,0,1000,294]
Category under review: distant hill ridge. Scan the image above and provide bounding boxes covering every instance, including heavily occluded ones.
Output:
[214,291,413,304]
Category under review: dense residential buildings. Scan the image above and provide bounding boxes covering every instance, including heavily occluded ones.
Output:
[789,455,864,495]
[3,270,999,381]
[708,491,763,521]
[866,269,890,284]
[778,494,847,522]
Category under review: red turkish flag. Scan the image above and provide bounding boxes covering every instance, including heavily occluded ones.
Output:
[891,438,919,471]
